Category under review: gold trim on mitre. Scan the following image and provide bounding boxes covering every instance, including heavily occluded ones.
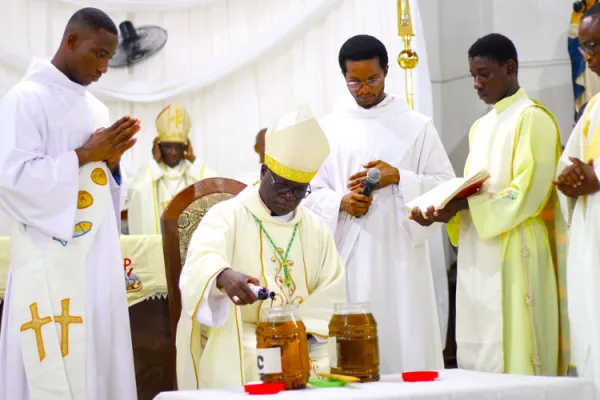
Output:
[264,155,316,184]
[264,105,329,184]
[155,103,191,144]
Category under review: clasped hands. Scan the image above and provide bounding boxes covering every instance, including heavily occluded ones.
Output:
[77,116,141,171]
[553,157,600,198]
[341,160,399,217]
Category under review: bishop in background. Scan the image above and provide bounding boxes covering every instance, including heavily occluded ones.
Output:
[127,103,217,235]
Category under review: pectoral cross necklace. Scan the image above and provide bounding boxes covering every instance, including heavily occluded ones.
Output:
[251,214,298,289]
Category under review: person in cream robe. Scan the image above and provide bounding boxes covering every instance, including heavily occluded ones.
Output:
[176,106,346,389]
[412,34,567,377]
[556,4,600,388]
[127,103,217,235]
[303,35,454,374]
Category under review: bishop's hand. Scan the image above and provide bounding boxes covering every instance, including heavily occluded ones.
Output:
[77,116,140,166]
[216,268,260,306]
[553,157,600,198]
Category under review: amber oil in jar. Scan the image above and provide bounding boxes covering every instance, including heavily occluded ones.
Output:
[255,305,310,390]
[328,302,379,382]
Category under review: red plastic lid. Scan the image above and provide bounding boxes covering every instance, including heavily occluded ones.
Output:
[244,382,285,395]
[402,371,439,382]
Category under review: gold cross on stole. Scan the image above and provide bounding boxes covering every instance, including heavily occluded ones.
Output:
[169,109,184,129]
[54,298,83,357]
[20,303,53,361]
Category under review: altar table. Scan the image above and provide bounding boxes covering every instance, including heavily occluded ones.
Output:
[153,369,598,400]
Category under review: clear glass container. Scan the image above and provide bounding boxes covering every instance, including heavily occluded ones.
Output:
[328,302,380,382]
[255,305,310,390]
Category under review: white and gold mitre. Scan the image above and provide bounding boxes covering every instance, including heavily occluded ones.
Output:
[264,105,329,184]
[155,103,191,143]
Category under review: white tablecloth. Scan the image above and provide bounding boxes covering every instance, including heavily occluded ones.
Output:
[153,369,598,400]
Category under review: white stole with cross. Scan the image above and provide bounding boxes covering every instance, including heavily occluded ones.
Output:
[11,162,110,400]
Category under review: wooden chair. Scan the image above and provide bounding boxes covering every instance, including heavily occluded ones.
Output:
[160,177,247,389]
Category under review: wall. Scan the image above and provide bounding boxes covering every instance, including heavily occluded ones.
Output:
[419,0,574,174]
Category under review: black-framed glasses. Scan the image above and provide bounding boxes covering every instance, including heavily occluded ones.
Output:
[346,76,383,91]
[270,173,311,199]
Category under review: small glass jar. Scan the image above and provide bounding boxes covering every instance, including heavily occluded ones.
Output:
[328,302,380,382]
[255,305,310,390]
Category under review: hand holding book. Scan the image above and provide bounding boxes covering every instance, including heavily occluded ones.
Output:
[405,169,489,225]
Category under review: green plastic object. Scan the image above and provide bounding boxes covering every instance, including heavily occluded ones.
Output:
[308,379,348,388]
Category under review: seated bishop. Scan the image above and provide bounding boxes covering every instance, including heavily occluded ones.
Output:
[127,103,217,235]
[176,106,346,389]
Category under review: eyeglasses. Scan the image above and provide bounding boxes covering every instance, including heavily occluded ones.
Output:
[269,173,311,199]
[346,76,382,91]
[579,40,600,56]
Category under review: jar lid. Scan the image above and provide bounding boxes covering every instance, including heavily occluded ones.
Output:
[402,371,439,382]
[244,382,285,394]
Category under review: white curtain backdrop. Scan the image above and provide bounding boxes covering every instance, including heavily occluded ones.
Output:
[0,0,433,180]
[0,0,449,344]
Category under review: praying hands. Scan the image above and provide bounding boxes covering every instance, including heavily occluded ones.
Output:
[553,157,600,198]
[77,116,140,169]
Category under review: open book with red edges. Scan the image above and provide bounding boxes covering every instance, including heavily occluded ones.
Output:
[405,169,489,216]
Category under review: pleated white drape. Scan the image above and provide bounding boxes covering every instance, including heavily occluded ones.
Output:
[0,0,433,179]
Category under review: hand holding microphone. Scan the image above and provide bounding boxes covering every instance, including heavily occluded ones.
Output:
[341,167,381,218]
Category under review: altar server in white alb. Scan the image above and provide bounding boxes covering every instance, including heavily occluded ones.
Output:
[556,2,600,388]
[127,103,217,235]
[303,34,455,373]
[176,106,346,389]
[0,8,138,400]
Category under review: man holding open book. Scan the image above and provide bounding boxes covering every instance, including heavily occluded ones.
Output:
[411,34,564,377]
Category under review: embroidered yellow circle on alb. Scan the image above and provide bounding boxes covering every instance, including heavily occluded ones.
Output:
[91,168,108,186]
[77,191,94,209]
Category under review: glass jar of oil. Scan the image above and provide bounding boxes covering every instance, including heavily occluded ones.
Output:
[328,302,379,382]
[255,305,310,390]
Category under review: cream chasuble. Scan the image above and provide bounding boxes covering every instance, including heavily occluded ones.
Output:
[127,159,217,235]
[558,93,600,387]
[176,186,346,389]
[303,94,454,374]
[447,89,567,376]
[0,58,136,400]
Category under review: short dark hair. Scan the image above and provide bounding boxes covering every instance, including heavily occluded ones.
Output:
[468,33,519,71]
[67,7,118,35]
[338,35,388,74]
[584,2,600,19]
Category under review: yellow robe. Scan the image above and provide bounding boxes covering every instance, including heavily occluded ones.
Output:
[127,159,217,235]
[176,186,346,389]
[447,89,566,376]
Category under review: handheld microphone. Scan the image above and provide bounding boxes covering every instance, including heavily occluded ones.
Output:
[362,168,381,197]
[355,168,381,219]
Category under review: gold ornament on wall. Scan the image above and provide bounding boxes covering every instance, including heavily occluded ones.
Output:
[397,0,419,110]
